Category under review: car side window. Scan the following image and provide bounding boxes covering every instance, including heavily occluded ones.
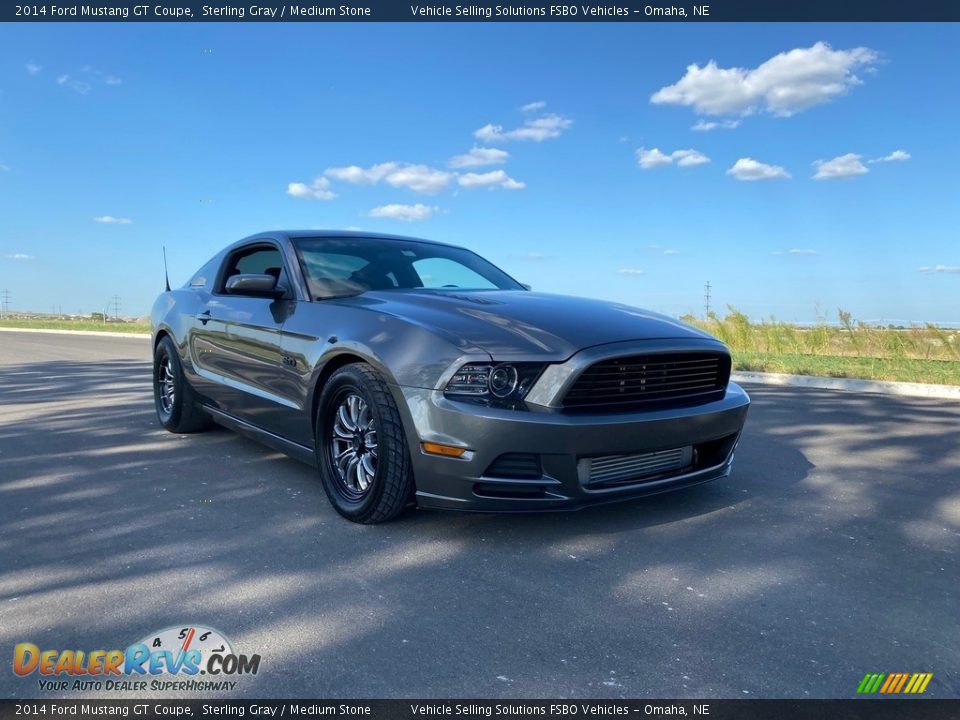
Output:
[219,245,285,292]
[189,257,221,288]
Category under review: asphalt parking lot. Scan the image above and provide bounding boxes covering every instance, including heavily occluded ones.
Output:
[0,331,958,699]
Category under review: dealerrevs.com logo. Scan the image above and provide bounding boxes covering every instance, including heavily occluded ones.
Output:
[13,625,261,693]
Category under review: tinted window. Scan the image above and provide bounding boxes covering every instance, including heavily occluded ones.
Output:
[220,245,284,290]
[189,256,221,288]
[293,237,521,299]
[412,257,497,289]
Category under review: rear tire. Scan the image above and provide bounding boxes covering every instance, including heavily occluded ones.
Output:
[316,363,414,523]
[153,335,209,433]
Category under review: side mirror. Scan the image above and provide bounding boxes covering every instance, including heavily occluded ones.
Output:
[225,273,284,298]
[520,283,532,291]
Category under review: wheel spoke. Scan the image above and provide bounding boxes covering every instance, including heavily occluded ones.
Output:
[337,404,356,432]
[348,395,361,425]
[359,455,376,487]
[329,392,378,498]
[356,404,370,431]
[157,358,176,414]
[346,455,361,491]
[337,448,355,475]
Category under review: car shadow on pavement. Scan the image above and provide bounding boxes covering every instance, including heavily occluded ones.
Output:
[1,364,958,699]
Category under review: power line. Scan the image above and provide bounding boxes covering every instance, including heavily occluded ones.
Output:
[1,289,11,319]
[704,281,712,317]
[110,294,122,320]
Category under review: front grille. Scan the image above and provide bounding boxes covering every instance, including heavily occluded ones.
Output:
[562,352,730,412]
[580,446,693,486]
[484,453,542,479]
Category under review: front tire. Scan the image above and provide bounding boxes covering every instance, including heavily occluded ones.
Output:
[316,363,414,523]
[153,335,209,433]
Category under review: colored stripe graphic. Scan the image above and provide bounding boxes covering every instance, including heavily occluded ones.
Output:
[879,674,897,693]
[857,673,932,694]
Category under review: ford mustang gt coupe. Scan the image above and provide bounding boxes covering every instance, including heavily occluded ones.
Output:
[151,231,749,523]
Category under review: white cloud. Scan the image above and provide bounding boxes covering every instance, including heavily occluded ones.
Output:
[645,245,681,255]
[774,248,818,256]
[652,42,878,117]
[5,253,34,261]
[617,268,645,275]
[94,215,132,224]
[691,118,741,131]
[26,62,42,75]
[520,100,546,112]
[383,164,453,194]
[56,74,91,95]
[870,149,911,164]
[727,158,791,181]
[105,76,122,85]
[636,147,710,169]
[813,153,868,180]
[919,264,960,274]
[368,203,439,222]
[457,170,525,190]
[636,148,673,169]
[448,147,510,168]
[325,162,397,184]
[287,177,336,200]
[673,149,711,167]
[474,114,573,143]
[325,162,452,194]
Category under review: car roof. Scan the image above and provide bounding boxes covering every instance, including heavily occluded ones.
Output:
[241,229,462,250]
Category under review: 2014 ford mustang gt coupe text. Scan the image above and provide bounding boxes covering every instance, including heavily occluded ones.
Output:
[151,231,750,523]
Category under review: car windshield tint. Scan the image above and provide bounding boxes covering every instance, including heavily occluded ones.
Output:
[293,237,523,299]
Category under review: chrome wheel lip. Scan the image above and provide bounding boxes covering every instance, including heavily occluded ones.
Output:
[157,356,176,416]
[329,391,378,498]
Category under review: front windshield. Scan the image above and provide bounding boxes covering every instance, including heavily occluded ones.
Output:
[293,236,524,299]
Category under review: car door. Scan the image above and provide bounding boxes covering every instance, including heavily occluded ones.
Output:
[189,241,296,435]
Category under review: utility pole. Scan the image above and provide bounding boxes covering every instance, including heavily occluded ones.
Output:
[1,289,11,319]
[110,294,122,321]
[703,281,712,317]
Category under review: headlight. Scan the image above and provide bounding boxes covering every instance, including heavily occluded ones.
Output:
[444,362,545,404]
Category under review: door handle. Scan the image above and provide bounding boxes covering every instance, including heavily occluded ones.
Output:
[196,310,212,325]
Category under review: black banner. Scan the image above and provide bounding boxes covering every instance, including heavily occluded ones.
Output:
[1,700,959,720]
[3,0,960,23]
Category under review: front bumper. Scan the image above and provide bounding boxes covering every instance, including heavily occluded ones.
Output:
[397,381,750,512]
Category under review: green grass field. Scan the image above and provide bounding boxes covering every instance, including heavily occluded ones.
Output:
[0,318,151,334]
[3,309,958,386]
[684,308,960,386]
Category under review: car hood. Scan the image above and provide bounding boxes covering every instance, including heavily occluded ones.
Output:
[338,290,719,359]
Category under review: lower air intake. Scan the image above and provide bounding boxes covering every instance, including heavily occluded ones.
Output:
[484,453,543,479]
[580,446,693,486]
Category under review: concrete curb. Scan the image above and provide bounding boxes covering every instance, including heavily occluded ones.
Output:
[0,327,150,339]
[732,371,960,401]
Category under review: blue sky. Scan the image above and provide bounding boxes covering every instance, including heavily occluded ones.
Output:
[1,22,958,322]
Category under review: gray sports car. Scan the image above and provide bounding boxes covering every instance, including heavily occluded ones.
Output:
[151,231,750,523]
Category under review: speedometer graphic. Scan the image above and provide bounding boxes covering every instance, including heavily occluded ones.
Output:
[133,625,234,674]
